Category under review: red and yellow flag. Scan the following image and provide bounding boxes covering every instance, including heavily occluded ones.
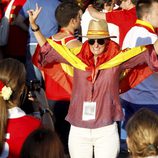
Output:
[33,38,153,97]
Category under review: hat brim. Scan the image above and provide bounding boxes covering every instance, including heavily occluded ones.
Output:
[80,35,117,39]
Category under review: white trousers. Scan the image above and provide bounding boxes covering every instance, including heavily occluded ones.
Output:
[68,122,120,158]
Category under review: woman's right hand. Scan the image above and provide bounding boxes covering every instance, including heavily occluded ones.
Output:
[27,3,42,26]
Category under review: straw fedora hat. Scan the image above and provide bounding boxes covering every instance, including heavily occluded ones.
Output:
[83,19,116,39]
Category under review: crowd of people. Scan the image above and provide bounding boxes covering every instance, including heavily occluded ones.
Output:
[0,0,158,158]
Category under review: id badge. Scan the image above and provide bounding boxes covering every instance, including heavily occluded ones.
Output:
[82,101,96,121]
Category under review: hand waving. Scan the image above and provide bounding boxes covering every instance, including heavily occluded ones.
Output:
[27,3,42,25]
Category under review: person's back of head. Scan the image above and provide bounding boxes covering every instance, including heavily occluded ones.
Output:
[55,1,81,27]
[119,0,136,10]
[136,0,158,28]
[20,127,64,158]
[103,0,116,12]
[136,0,158,19]
[0,58,26,154]
[126,108,158,158]
[92,0,107,11]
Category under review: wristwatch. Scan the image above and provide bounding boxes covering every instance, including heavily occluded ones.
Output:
[41,108,53,117]
[31,25,40,32]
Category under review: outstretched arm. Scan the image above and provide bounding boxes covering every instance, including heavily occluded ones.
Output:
[27,3,47,46]
[88,5,106,20]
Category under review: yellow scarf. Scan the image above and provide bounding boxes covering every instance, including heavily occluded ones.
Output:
[47,39,147,70]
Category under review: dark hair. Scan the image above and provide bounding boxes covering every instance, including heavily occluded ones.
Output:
[0,58,26,154]
[93,0,106,11]
[55,2,81,27]
[126,108,158,157]
[136,0,158,19]
[131,0,137,5]
[20,128,64,158]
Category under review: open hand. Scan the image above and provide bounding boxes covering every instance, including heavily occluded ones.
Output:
[27,3,42,25]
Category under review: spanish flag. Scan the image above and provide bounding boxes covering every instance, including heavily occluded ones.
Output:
[33,38,153,98]
[32,39,81,100]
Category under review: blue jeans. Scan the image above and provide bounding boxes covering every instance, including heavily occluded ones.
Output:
[120,98,158,151]
[25,44,42,84]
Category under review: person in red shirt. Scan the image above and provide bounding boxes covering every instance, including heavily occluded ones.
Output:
[88,0,137,48]
[0,58,41,158]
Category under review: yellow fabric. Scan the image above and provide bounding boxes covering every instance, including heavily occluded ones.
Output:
[87,31,109,36]
[60,46,81,76]
[47,38,87,71]
[47,39,147,71]
[99,46,147,69]
[60,63,73,77]
[136,19,155,32]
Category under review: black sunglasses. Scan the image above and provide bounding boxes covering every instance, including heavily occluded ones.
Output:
[88,39,105,45]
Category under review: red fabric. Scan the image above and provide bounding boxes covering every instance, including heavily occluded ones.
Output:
[77,40,121,82]
[0,80,4,90]
[154,27,158,36]
[0,0,8,20]
[77,40,120,67]
[32,36,76,101]
[119,64,153,93]
[0,4,3,20]
[106,7,136,47]
[44,73,71,101]
[119,45,154,93]
[6,115,41,158]
[4,0,28,57]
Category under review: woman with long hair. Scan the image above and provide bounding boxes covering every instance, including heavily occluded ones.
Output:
[0,58,41,157]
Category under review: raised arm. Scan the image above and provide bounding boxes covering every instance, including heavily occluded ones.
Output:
[27,3,47,46]
[88,5,106,20]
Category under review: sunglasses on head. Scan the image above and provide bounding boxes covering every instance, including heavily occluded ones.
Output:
[88,38,106,45]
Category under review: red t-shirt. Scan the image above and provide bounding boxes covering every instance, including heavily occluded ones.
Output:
[106,7,137,47]
[1,113,41,158]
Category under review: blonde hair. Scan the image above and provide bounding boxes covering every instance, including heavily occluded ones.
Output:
[0,58,26,154]
[126,108,158,158]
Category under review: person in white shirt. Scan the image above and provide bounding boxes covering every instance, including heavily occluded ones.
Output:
[120,0,158,152]
[81,0,119,43]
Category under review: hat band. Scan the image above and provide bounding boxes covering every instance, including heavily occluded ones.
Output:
[87,30,109,36]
